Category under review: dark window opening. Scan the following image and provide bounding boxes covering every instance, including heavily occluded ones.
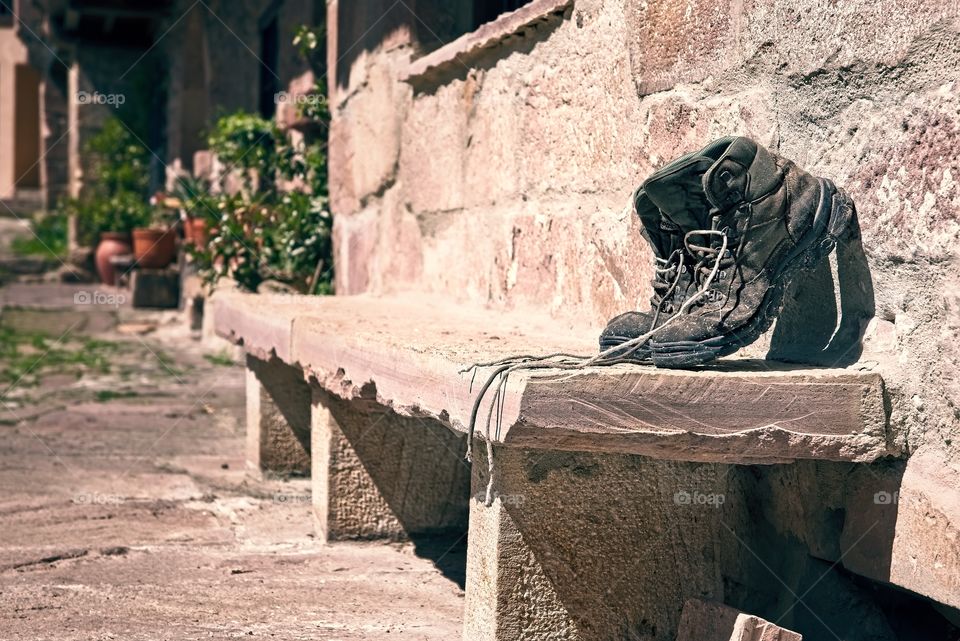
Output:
[411,0,533,52]
[13,64,41,190]
[0,0,13,26]
[258,15,279,119]
[472,0,531,29]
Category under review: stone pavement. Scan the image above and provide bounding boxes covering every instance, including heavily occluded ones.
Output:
[0,285,463,641]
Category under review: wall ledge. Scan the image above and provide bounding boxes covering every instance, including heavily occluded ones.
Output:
[400,0,572,85]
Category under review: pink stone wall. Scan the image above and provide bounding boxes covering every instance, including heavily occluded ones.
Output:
[328,0,960,460]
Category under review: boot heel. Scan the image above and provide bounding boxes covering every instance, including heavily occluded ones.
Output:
[827,186,856,243]
[801,183,855,269]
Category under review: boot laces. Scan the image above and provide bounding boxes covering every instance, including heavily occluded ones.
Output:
[683,209,741,306]
[650,249,684,314]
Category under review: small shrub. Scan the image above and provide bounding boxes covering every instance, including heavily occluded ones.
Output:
[60,117,153,245]
[11,211,68,259]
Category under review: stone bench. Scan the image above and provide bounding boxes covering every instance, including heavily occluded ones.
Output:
[213,291,957,640]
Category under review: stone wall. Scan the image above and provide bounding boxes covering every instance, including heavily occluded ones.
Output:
[161,0,321,175]
[328,0,960,465]
[330,4,960,627]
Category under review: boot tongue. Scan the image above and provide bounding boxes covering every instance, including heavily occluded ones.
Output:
[634,188,675,257]
[642,156,715,231]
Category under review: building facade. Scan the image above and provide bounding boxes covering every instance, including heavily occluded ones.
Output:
[0,0,322,214]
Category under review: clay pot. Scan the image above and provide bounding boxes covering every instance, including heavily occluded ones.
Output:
[184,218,209,246]
[94,232,132,286]
[132,227,177,269]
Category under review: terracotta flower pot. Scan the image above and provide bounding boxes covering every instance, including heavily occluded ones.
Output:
[132,227,177,269]
[184,218,209,246]
[94,232,132,286]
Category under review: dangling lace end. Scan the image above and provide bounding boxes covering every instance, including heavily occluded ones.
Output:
[484,438,496,507]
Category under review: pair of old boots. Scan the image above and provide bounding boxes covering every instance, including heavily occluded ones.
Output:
[600,136,856,368]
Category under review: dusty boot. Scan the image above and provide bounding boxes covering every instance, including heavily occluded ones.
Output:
[648,136,856,368]
[598,137,735,360]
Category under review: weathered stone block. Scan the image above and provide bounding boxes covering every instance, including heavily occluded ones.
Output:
[676,599,802,641]
[841,449,960,610]
[245,355,311,477]
[212,292,306,362]
[331,207,379,295]
[131,268,180,309]
[464,446,731,641]
[311,387,470,541]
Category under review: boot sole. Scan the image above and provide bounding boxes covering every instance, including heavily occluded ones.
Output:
[598,336,652,362]
[649,179,855,368]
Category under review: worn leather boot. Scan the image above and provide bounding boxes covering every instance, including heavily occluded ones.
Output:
[648,136,855,367]
[598,137,736,360]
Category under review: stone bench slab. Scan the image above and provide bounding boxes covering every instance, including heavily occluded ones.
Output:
[214,292,893,464]
[211,292,312,363]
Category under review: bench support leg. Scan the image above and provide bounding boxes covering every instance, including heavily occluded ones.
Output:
[245,354,311,477]
[464,446,730,641]
[311,388,470,541]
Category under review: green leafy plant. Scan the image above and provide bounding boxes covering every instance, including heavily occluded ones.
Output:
[292,24,325,73]
[189,35,332,295]
[61,117,153,245]
[172,175,219,224]
[185,24,332,294]
[296,78,331,124]
[206,112,286,193]
[11,211,68,259]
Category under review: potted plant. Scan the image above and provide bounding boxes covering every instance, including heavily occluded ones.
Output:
[94,231,132,286]
[67,117,153,284]
[184,90,333,295]
[172,175,218,247]
[132,207,179,269]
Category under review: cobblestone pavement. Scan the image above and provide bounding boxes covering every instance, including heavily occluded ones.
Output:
[0,289,463,641]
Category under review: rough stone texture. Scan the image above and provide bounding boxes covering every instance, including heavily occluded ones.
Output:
[461,448,915,641]
[0,298,463,640]
[130,268,181,309]
[512,366,890,464]
[215,292,957,637]
[214,293,960,632]
[843,448,960,610]
[676,599,802,641]
[328,1,960,478]
[311,387,470,541]
[464,447,732,641]
[326,1,960,619]
[245,354,311,477]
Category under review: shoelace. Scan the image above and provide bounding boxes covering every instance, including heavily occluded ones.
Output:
[683,214,738,305]
[461,232,728,506]
[649,249,685,328]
